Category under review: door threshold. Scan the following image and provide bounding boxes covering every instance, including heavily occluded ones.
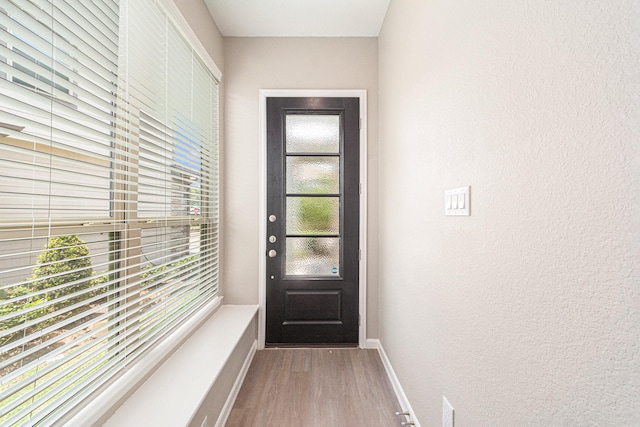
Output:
[264,343,358,349]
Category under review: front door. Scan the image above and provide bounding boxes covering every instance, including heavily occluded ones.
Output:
[266,97,360,345]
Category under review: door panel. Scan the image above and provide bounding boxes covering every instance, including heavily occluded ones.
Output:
[266,97,359,345]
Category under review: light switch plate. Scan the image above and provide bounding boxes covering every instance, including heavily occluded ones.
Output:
[444,187,470,216]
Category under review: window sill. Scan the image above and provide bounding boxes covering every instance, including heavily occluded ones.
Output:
[65,300,258,427]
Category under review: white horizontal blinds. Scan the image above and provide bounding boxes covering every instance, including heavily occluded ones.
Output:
[0,0,120,425]
[0,231,121,426]
[0,0,118,224]
[119,0,220,354]
[124,0,219,347]
[127,0,166,219]
[0,0,220,425]
[197,56,220,289]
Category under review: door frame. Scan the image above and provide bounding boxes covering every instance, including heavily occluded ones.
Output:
[258,89,367,349]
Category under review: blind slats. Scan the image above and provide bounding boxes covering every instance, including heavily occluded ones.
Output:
[0,101,116,147]
[1,258,216,386]
[0,0,220,424]
[0,54,118,121]
[1,2,119,86]
[8,0,119,73]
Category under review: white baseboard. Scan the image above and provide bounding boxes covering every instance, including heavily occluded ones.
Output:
[215,339,257,427]
[365,338,380,349]
[368,339,421,427]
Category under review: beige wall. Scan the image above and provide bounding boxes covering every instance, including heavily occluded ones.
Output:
[378,0,640,425]
[223,38,380,336]
[174,0,224,69]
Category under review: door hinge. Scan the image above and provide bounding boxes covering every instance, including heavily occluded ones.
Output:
[359,118,362,130]
[358,314,361,326]
[359,249,361,261]
[359,183,362,194]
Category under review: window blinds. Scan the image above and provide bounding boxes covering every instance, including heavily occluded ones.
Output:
[0,1,220,425]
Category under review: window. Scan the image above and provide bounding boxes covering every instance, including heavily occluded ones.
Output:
[0,1,220,425]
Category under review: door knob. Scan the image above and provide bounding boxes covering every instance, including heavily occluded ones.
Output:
[269,235,277,243]
[269,214,276,223]
[268,249,277,257]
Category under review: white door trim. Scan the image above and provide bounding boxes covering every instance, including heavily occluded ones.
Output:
[258,89,368,349]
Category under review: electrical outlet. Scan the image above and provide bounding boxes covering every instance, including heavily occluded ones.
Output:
[442,396,454,427]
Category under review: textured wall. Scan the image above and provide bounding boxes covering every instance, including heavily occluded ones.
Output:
[378,0,639,425]
[222,38,380,336]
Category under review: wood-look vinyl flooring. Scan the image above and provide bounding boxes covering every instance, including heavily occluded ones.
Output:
[225,348,403,427]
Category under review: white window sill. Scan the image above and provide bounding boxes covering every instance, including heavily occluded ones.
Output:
[65,300,258,427]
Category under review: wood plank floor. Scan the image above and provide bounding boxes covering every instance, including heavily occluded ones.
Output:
[225,348,403,427]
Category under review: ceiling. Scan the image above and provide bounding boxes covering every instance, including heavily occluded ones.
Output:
[204,0,391,37]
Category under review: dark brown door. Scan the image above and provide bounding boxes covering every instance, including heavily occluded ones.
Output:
[266,97,360,345]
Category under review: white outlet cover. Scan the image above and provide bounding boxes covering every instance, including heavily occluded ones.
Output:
[443,396,454,427]
[444,186,470,216]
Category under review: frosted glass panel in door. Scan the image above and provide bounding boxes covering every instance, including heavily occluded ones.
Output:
[286,197,340,234]
[286,237,340,276]
[286,115,339,153]
[286,156,340,194]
